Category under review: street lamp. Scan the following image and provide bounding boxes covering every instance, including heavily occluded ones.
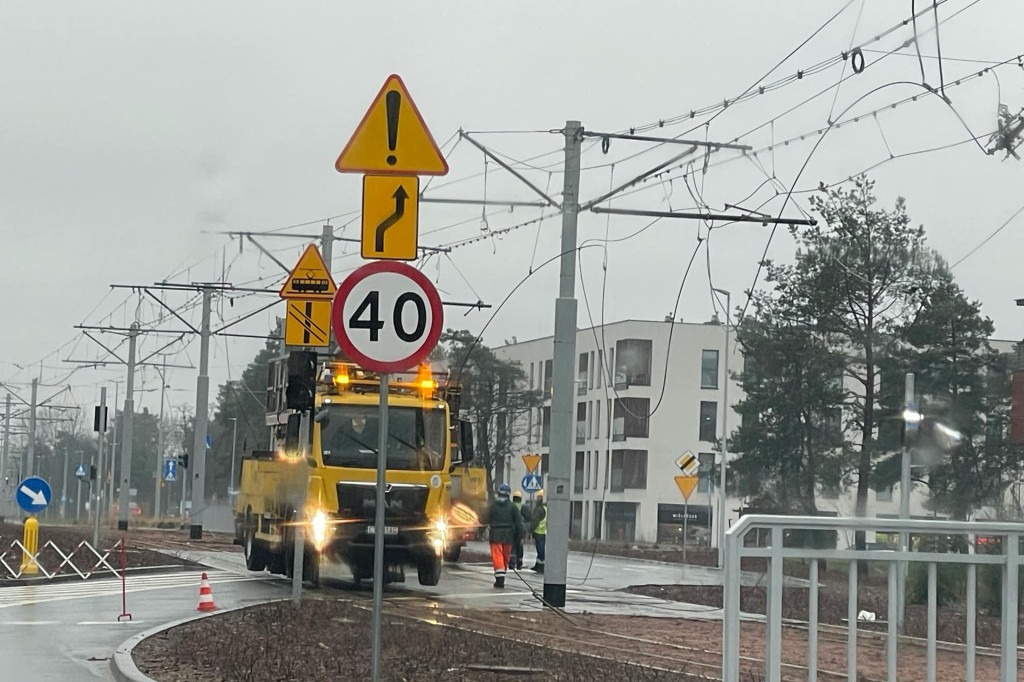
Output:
[712,287,731,569]
[228,417,238,496]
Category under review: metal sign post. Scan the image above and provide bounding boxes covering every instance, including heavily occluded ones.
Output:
[682,500,689,563]
[370,373,389,681]
[93,387,107,549]
[291,411,311,605]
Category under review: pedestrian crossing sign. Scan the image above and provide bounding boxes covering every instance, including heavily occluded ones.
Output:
[74,464,88,479]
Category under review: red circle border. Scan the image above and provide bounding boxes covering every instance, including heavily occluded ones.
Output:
[331,260,444,373]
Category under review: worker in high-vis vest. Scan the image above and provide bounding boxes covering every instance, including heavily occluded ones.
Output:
[485,483,523,588]
[529,489,546,573]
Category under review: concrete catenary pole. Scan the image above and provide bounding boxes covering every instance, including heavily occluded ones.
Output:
[117,323,140,531]
[26,377,37,477]
[715,288,731,567]
[189,288,213,539]
[93,387,107,548]
[544,120,583,608]
[154,360,167,518]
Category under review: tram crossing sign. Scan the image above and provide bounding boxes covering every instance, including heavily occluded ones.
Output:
[279,244,337,300]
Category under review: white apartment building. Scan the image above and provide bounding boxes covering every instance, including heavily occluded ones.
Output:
[497,320,1019,549]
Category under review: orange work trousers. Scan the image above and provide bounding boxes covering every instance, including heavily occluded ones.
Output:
[489,542,512,578]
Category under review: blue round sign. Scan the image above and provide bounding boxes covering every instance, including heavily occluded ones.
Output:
[15,476,52,514]
[521,473,542,493]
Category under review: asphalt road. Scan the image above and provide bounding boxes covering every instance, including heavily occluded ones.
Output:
[0,569,287,681]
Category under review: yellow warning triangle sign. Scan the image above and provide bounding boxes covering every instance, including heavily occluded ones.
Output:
[335,74,449,176]
[675,475,699,502]
[279,244,337,300]
[522,454,541,473]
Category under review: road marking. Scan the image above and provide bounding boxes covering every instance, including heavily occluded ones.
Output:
[76,620,147,625]
[0,570,259,609]
[0,620,61,625]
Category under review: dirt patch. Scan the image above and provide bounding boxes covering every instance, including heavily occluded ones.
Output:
[134,600,696,682]
[0,522,213,580]
[624,583,1018,648]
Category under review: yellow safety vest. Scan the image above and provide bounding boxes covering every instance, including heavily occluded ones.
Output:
[534,504,547,535]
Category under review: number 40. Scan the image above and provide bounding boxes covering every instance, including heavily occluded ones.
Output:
[349,290,427,342]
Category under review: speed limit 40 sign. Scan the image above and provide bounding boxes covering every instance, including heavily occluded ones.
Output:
[332,261,443,373]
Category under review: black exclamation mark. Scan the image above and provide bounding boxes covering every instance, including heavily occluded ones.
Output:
[385,90,400,166]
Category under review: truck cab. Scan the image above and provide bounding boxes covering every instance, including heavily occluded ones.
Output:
[234,359,473,586]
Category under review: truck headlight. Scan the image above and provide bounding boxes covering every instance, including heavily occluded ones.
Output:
[310,510,329,550]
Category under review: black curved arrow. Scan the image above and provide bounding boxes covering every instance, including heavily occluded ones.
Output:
[375,185,409,252]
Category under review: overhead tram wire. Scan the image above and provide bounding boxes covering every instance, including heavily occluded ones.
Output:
[603,50,1023,207]
[950,202,1024,269]
[738,79,992,321]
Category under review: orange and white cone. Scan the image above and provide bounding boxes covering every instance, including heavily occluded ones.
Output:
[196,572,218,612]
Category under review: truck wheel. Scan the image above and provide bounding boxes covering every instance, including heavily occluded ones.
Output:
[351,561,370,584]
[244,522,269,572]
[443,544,462,563]
[417,555,442,586]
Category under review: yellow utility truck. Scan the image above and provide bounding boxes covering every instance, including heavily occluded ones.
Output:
[445,465,488,562]
[234,357,474,586]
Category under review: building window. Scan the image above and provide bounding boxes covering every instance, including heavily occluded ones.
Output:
[587,401,594,439]
[544,359,553,396]
[605,502,637,542]
[589,351,596,392]
[607,347,615,388]
[606,398,612,438]
[699,401,718,442]
[578,353,589,395]
[701,349,719,389]
[614,339,653,388]
[596,350,604,389]
[529,362,535,390]
[604,450,610,490]
[574,452,585,494]
[876,485,893,502]
[593,449,600,489]
[613,398,650,441]
[610,449,647,491]
[542,406,551,447]
[576,403,586,445]
[585,452,591,490]
[593,501,603,540]
[595,400,601,442]
[571,501,583,540]
[698,452,715,493]
[527,408,534,445]
[657,504,712,546]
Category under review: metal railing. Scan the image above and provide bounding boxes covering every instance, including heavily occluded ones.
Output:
[0,538,122,579]
[722,514,1021,682]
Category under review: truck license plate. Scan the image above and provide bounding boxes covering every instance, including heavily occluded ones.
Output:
[367,525,398,536]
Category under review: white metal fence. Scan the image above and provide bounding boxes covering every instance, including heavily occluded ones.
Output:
[722,514,1021,682]
[0,538,121,579]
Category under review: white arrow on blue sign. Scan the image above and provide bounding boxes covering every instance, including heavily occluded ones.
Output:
[521,473,542,493]
[163,459,178,482]
[74,464,88,479]
[16,476,52,514]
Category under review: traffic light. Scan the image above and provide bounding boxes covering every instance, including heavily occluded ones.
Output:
[90,465,97,481]
[286,351,318,411]
[180,452,190,469]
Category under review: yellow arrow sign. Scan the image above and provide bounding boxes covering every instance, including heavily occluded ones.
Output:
[284,300,331,347]
[522,454,541,474]
[335,74,449,176]
[675,475,699,502]
[361,175,419,260]
[280,244,337,300]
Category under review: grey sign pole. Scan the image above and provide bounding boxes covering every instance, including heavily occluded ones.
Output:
[544,120,583,609]
[290,411,310,605]
[190,287,213,540]
[118,323,139,531]
[93,387,107,548]
[370,373,389,681]
[1,394,10,518]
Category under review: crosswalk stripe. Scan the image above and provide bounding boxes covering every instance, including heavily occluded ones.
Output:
[0,570,259,609]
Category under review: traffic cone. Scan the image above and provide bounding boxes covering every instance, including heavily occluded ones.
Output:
[196,572,218,612]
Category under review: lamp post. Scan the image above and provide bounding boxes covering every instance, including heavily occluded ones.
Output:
[712,287,731,569]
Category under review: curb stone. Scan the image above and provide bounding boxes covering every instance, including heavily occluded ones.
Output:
[110,599,286,682]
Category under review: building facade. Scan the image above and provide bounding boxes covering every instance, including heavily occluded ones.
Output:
[498,320,1018,549]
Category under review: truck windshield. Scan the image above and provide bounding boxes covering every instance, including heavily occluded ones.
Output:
[317,404,446,471]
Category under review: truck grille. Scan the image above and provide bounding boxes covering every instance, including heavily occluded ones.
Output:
[336,482,429,525]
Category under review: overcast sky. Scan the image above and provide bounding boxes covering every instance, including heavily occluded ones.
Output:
[1,0,1023,427]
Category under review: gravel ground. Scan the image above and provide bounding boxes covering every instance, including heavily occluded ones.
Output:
[624,583,1019,648]
[134,600,698,682]
[0,522,203,580]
